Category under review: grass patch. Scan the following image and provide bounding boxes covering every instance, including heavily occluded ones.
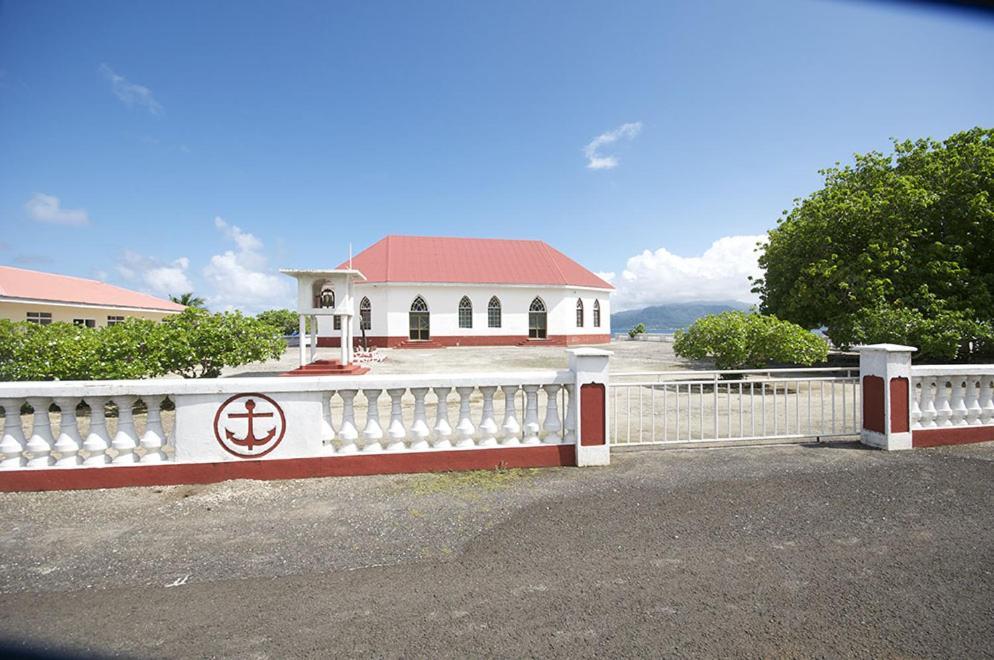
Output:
[404,467,540,496]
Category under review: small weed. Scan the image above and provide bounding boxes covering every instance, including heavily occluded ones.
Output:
[404,467,540,496]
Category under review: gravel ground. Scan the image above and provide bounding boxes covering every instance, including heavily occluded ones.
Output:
[222,338,687,376]
[2,441,993,658]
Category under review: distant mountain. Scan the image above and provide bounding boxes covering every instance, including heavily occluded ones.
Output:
[611,301,752,333]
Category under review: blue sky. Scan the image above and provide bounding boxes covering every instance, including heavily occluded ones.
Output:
[1,0,992,311]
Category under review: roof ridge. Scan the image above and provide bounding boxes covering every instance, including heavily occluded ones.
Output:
[541,241,570,286]
[385,235,391,282]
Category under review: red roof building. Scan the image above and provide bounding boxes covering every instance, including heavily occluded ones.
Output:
[0,265,184,328]
[315,235,612,348]
[339,235,613,289]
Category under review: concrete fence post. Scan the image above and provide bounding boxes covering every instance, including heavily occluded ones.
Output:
[858,344,916,450]
[567,348,612,466]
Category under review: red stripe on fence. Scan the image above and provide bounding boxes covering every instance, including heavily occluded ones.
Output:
[0,445,576,493]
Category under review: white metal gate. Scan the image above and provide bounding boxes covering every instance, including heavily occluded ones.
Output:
[609,368,860,447]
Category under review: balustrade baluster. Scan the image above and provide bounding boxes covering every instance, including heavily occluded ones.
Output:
[386,388,407,451]
[0,398,26,468]
[919,378,937,428]
[409,388,431,450]
[979,378,994,425]
[522,385,541,445]
[432,387,453,449]
[499,385,521,445]
[139,395,167,463]
[563,384,577,444]
[541,384,562,444]
[82,397,111,465]
[455,387,476,448]
[934,379,952,427]
[477,386,499,446]
[52,397,83,467]
[337,390,359,453]
[910,380,922,430]
[25,397,54,467]
[320,391,336,448]
[964,379,982,426]
[362,389,384,452]
[110,395,139,464]
[949,378,967,426]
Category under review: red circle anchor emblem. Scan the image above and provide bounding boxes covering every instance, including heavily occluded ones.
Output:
[213,393,287,459]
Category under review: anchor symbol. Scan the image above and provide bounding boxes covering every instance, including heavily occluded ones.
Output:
[224,399,276,451]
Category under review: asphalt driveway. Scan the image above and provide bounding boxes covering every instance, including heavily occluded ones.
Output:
[1,441,993,658]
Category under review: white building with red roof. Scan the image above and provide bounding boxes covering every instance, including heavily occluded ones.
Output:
[0,265,185,327]
[304,236,612,348]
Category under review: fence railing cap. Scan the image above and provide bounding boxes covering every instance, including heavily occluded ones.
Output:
[855,343,917,353]
[567,348,613,357]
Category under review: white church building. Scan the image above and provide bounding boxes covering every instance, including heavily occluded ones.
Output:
[299,236,612,349]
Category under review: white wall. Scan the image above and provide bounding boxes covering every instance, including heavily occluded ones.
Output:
[316,283,610,338]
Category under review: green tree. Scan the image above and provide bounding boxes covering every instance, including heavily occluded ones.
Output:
[673,311,828,371]
[753,127,994,360]
[169,292,207,309]
[628,322,646,339]
[158,308,285,378]
[256,308,304,335]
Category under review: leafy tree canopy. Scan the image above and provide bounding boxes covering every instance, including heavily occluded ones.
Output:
[673,311,828,371]
[256,308,304,335]
[754,127,994,360]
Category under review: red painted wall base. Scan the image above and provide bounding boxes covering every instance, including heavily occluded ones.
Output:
[913,426,994,448]
[0,445,576,493]
[317,334,611,348]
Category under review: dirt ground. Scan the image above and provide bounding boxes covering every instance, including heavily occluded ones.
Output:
[1,442,993,658]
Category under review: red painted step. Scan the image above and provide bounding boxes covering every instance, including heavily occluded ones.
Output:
[280,360,369,377]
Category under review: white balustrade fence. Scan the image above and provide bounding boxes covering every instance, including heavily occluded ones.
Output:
[610,368,860,446]
[0,372,586,471]
[910,367,994,430]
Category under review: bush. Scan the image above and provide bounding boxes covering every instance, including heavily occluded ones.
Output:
[158,308,286,378]
[0,309,286,381]
[673,311,828,371]
[256,309,301,335]
[628,323,646,339]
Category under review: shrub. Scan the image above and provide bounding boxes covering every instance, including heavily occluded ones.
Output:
[158,308,286,378]
[256,308,301,335]
[0,309,286,381]
[673,311,828,371]
[628,322,646,339]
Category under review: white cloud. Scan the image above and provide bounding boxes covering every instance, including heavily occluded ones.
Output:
[584,122,642,170]
[608,235,767,311]
[24,193,90,226]
[117,251,193,296]
[99,63,163,115]
[203,217,291,312]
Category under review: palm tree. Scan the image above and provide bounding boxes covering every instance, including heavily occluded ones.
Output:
[169,292,207,308]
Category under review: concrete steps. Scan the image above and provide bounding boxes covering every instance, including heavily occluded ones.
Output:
[280,359,370,377]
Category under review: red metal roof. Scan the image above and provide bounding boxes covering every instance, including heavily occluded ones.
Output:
[338,236,613,289]
[0,266,186,312]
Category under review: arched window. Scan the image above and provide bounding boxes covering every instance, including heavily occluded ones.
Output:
[529,297,547,339]
[593,299,601,328]
[458,296,473,329]
[576,298,584,327]
[488,296,501,328]
[411,296,428,312]
[359,296,371,330]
